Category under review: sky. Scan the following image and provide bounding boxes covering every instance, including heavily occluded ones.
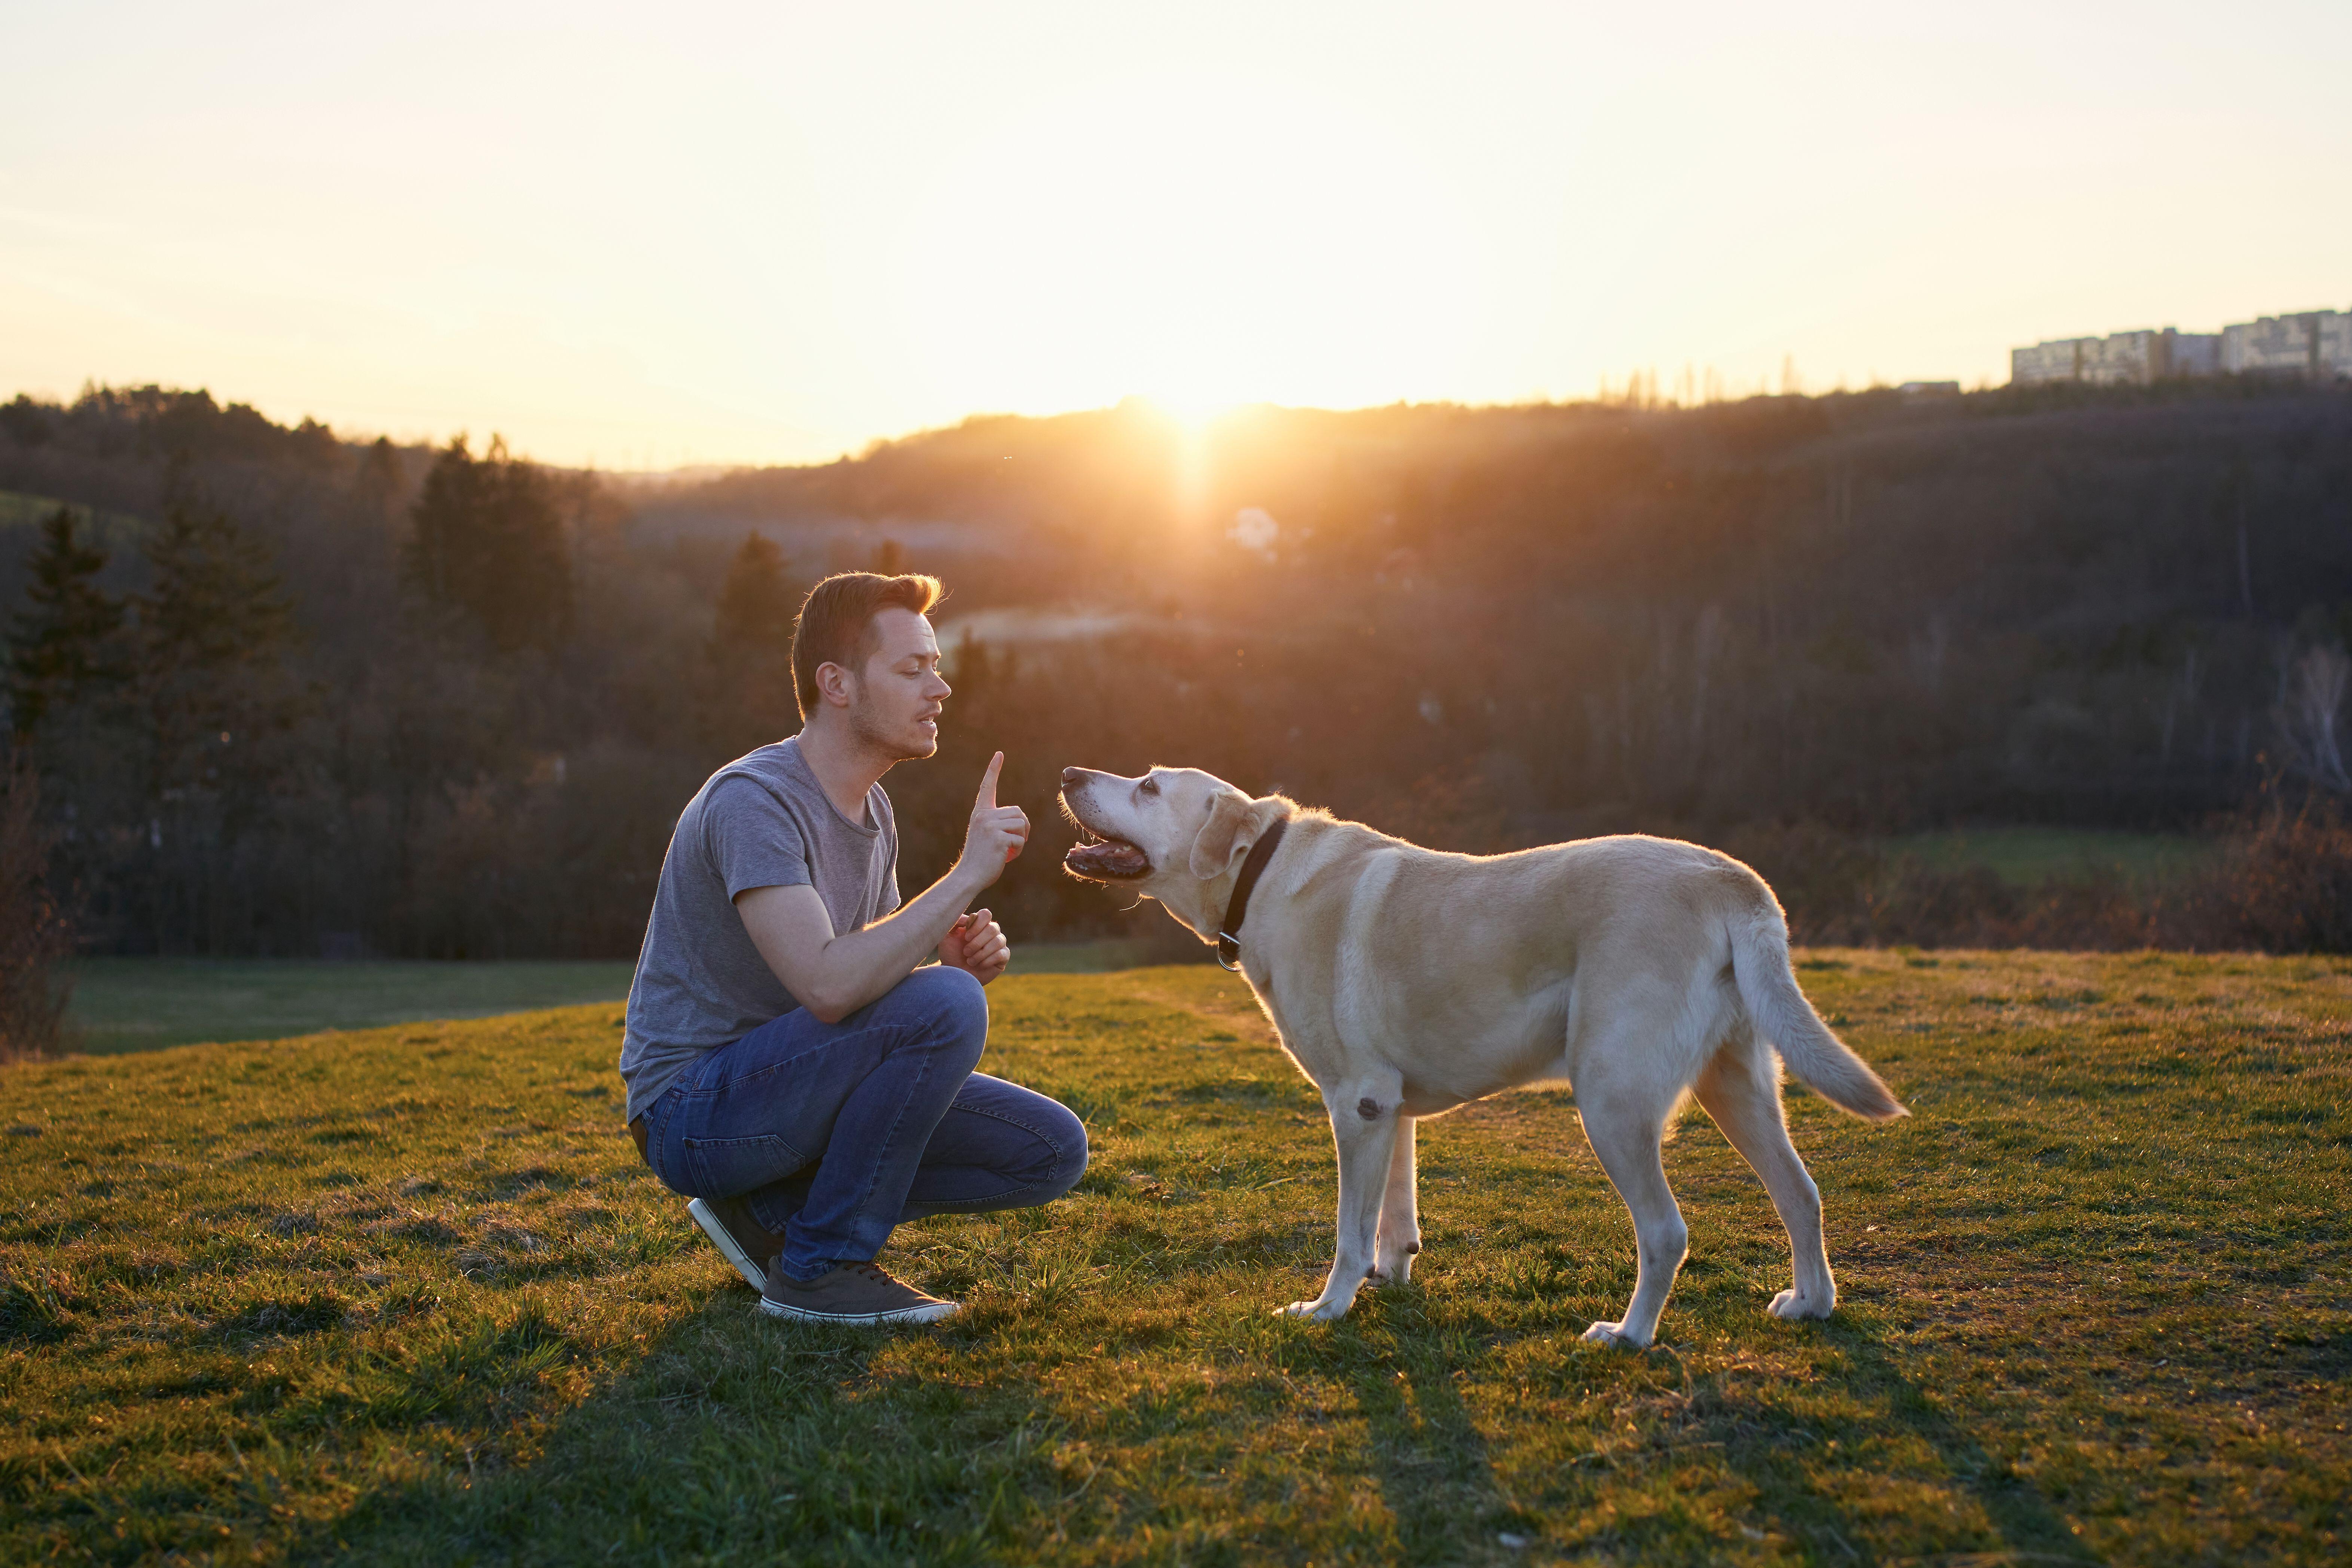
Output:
[3,0,2349,469]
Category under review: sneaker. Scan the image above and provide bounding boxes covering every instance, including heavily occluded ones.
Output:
[687,1196,786,1290]
[758,1259,961,1326]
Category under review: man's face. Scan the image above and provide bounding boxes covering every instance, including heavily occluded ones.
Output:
[845,606,951,761]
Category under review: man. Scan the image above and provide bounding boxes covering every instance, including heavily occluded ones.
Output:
[619,571,1086,1325]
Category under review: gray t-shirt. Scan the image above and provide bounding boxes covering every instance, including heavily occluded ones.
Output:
[618,737,901,1123]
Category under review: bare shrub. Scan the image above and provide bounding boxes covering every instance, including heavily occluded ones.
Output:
[2161,796,2352,954]
[2275,643,2351,793]
[1730,795,2352,955]
[1713,823,2134,948]
[0,763,73,1059]
[1718,822,1909,944]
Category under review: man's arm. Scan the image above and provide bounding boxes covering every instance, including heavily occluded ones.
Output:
[735,753,1028,1024]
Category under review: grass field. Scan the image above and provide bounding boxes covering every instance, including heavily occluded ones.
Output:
[1883,829,2222,888]
[60,944,1156,1056]
[3,952,2347,1565]
[60,961,641,1056]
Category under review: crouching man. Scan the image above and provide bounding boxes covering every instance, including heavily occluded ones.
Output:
[619,571,1086,1325]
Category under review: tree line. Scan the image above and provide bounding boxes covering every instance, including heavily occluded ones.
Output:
[0,378,2345,1032]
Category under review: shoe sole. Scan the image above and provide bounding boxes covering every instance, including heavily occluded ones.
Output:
[757,1296,961,1326]
[686,1198,768,1291]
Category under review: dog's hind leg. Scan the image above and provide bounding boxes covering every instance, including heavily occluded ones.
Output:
[1694,1037,1835,1321]
[1280,1074,1403,1322]
[1371,1115,1420,1287]
[1574,1067,1689,1350]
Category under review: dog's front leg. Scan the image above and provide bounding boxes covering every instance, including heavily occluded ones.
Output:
[1279,1081,1402,1322]
[1370,1115,1420,1286]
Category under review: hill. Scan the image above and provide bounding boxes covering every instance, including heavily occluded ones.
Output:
[0,379,2348,958]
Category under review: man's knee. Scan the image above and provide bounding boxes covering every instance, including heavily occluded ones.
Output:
[897,964,989,1061]
[1036,1098,1089,1199]
[1054,1115,1090,1197]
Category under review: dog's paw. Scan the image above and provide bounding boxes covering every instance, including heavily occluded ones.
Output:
[1766,1288,1834,1321]
[1581,1321,1646,1350]
[1275,1298,1351,1322]
[1370,1235,1418,1287]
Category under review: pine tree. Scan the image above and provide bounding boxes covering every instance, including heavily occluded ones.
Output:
[5,508,124,741]
[354,436,405,531]
[714,531,797,655]
[403,436,572,651]
[135,494,306,803]
[0,762,71,1059]
[707,531,803,745]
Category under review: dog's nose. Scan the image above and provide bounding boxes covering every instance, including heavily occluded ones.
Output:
[1060,766,1085,787]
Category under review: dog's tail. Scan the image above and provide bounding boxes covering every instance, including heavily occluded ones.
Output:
[1728,899,1908,1123]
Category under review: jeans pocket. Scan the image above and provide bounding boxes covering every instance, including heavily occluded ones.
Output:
[680,1133,805,1198]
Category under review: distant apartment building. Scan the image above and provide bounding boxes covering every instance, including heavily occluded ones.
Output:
[2171,332,2221,377]
[2011,326,2224,385]
[2011,338,2084,383]
[2011,306,2346,386]
[2220,310,2352,376]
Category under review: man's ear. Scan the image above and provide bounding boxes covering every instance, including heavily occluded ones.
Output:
[814,660,854,710]
[1188,790,1261,880]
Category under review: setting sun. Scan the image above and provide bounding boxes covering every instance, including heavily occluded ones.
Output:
[876,71,1491,422]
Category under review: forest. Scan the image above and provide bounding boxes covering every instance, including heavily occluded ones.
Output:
[0,376,2347,968]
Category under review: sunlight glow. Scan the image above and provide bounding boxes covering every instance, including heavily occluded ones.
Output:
[877,74,1488,422]
[1,1,2349,466]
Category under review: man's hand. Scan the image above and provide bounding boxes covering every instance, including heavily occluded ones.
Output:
[939,909,1011,985]
[957,751,1029,892]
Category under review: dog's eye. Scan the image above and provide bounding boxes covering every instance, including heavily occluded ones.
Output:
[1138,776,1159,796]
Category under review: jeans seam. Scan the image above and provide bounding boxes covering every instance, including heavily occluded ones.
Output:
[678,1131,806,1196]
[823,1042,942,1270]
[647,1090,680,1190]
[907,1100,1079,1208]
[945,1099,1067,1155]
[952,1103,1061,1144]
[777,1028,979,1283]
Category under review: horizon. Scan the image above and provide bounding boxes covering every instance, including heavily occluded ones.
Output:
[12,373,2236,487]
[0,380,2032,481]
[5,1,2350,470]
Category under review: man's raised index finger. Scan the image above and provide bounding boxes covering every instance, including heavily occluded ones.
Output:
[977,751,1003,810]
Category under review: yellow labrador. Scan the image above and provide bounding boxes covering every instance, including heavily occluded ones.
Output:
[1058,765,1906,1348]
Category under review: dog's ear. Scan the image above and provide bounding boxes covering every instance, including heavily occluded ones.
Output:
[1188,790,1259,880]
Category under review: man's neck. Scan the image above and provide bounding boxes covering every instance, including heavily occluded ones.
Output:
[793,718,893,826]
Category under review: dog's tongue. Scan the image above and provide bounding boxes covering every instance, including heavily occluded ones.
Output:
[1064,838,1149,879]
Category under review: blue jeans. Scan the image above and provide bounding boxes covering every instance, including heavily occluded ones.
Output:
[640,965,1087,1282]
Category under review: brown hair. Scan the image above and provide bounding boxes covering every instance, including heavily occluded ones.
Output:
[790,571,944,719]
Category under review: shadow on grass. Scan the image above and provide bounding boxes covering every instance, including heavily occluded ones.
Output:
[310,1284,1066,1566]
[1344,1294,1537,1558]
[1331,1277,2099,1567]
[277,1285,2101,1568]
[1623,1307,2100,1567]
[1824,1314,2102,1566]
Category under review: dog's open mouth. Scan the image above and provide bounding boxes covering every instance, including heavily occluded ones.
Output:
[1064,827,1150,881]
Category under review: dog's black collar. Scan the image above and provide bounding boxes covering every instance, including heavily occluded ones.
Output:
[1213,813,1289,972]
